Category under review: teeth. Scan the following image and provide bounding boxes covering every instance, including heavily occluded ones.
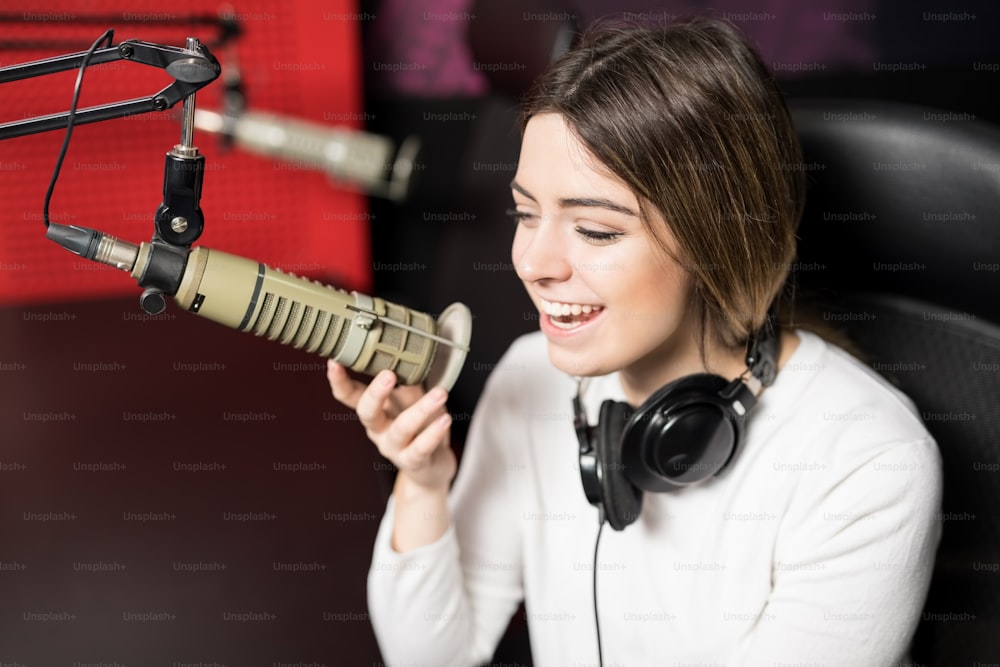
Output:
[540,298,603,318]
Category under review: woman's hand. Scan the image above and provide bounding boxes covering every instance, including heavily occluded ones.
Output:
[326,360,457,494]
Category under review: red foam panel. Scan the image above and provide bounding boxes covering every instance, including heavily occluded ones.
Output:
[0,0,371,304]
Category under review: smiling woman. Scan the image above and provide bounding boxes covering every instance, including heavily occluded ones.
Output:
[327,15,943,667]
[510,112,719,403]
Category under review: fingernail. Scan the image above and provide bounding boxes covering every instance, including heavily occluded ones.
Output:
[426,387,447,404]
[436,412,452,427]
[378,371,396,387]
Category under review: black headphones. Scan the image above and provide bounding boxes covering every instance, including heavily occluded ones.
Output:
[574,322,780,530]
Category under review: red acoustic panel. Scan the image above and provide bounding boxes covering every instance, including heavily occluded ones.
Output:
[0,0,371,304]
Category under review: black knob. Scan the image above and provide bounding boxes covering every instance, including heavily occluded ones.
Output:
[140,288,167,315]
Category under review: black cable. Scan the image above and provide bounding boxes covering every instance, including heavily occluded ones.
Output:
[42,28,114,229]
[593,507,606,667]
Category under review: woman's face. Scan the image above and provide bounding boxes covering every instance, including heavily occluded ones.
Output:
[511,113,699,392]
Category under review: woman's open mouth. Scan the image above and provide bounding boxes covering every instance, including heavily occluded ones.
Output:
[540,298,605,331]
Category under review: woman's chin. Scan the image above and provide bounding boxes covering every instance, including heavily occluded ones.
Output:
[545,347,613,379]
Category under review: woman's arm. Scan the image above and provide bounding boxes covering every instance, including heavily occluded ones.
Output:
[327,362,455,551]
[328,348,528,666]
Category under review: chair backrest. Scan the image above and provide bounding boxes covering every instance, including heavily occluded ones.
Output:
[790,98,1000,322]
[791,98,1000,666]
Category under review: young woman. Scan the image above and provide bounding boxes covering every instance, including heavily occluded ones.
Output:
[328,16,942,666]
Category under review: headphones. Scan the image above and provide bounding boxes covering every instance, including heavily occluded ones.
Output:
[573,321,780,530]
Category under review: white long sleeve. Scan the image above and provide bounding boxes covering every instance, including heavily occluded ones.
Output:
[366,330,943,666]
[367,347,530,667]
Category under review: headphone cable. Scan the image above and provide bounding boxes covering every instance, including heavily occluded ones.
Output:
[593,507,606,667]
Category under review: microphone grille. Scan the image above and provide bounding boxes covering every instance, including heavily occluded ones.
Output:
[358,301,436,384]
[251,291,349,359]
[248,289,436,385]
[250,292,275,336]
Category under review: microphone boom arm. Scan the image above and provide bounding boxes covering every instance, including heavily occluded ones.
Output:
[0,38,221,140]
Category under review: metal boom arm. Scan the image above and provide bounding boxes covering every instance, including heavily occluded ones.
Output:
[0,38,221,140]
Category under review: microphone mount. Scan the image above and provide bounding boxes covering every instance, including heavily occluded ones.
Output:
[0,32,221,314]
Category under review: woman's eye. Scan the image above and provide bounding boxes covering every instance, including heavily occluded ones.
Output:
[575,226,623,243]
[506,209,536,224]
[506,209,623,243]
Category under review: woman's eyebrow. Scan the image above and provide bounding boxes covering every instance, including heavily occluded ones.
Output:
[558,197,638,217]
[510,180,638,217]
[510,180,536,201]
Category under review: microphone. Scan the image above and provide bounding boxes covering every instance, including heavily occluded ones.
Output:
[45,223,471,391]
[193,108,421,202]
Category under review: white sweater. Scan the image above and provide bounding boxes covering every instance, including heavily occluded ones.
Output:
[367,330,943,667]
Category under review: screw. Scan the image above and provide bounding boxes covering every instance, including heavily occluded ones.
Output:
[139,289,166,316]
[119,44,134,58]
[171,217,189,233]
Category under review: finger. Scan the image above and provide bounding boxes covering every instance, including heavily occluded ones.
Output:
[396,412,452,471]
[326,360,366,409]
[384,386,448,449]
[387,382,429,415]
[354,368,399,431]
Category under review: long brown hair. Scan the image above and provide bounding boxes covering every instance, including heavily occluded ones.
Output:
[521,16,806,351]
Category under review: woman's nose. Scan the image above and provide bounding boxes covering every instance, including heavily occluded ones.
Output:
[512,221,573,283]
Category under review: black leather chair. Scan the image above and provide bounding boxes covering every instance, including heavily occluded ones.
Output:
[790,98,1000,665]
[790,98,1000,323]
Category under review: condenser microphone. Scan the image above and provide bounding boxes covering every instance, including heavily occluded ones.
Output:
[193,108,421,202]
[45,223,471,391]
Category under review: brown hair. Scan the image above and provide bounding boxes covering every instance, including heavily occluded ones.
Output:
[521,16,806,350]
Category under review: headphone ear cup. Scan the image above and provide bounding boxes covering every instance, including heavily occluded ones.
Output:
[595,400,643,531]
[621,374,745,492]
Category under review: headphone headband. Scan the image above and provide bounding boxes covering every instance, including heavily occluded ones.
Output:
[745,315,779,388]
